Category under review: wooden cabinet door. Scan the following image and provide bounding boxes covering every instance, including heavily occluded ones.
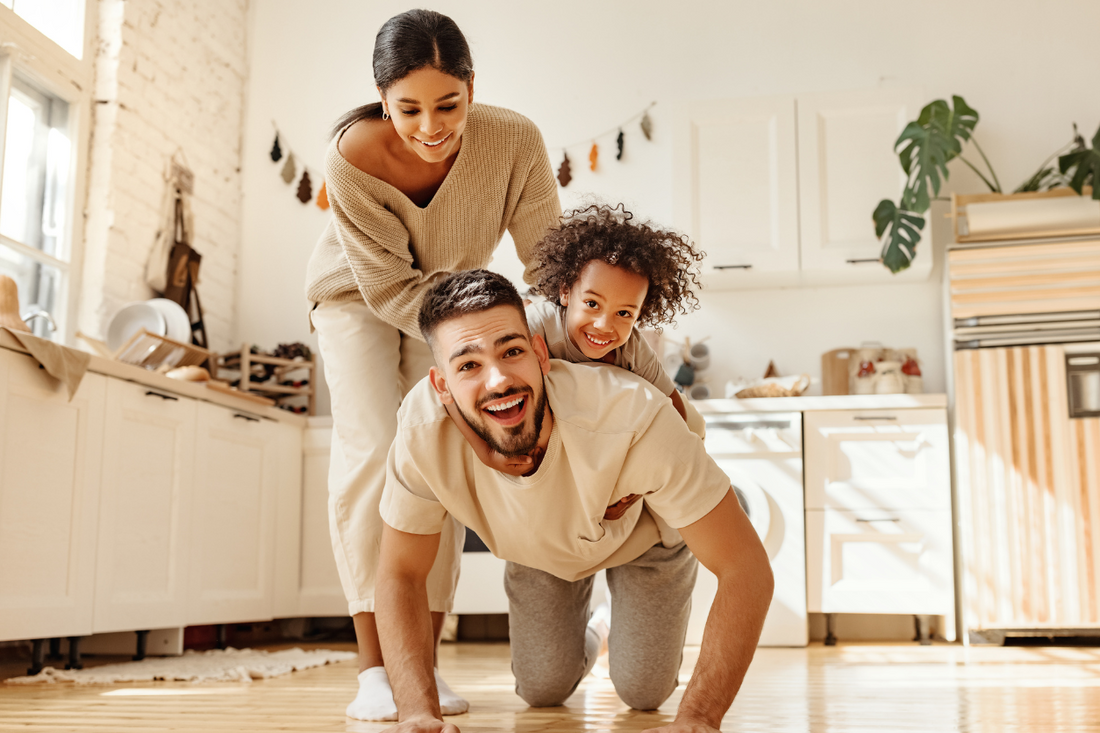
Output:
[954,346,1100,629]
[806,508,953,615]
[804,408,951,511]
[188,402,278,625]
[796,88,931,281]
[271,420,304,618]
[296,423,346,616]
[0,349,105,641]
[93,379,196,634]
[673,96,800,288]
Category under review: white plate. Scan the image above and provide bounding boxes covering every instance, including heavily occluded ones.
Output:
[106,302,166,352]
[147,298,191,343]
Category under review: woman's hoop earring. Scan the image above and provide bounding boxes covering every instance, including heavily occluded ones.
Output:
[382,110,390,121]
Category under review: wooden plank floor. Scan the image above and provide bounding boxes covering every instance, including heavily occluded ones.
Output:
[3,641,1100,731]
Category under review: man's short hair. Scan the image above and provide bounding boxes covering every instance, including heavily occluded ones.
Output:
[418,269,528,347]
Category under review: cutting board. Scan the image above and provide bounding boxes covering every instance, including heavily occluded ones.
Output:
[821,348,854,396]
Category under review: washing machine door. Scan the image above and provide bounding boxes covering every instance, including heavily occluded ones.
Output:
[721,464,771,543]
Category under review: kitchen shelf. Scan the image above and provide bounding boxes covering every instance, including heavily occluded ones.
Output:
[216,345,317,415]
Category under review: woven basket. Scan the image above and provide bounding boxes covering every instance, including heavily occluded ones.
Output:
[734,374,811,399]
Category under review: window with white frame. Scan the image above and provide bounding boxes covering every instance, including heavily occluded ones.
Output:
[0,0,92,341]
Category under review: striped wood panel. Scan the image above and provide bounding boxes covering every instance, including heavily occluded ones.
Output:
[954,346,1100,629]
[948,240,1100,319]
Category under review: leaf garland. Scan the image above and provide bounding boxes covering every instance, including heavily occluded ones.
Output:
[551,102,656,187]
[269,124,329,209]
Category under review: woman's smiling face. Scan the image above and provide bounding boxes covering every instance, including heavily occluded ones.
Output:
[560,260,649,360]
[381,66,473,164]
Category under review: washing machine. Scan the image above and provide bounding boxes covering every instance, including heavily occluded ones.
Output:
[686,411,807,647]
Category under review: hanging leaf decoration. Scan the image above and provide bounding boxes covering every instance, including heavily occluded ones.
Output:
[280,153,296,184]
[640,112,653,141]
[270,133,282,162]
[873,199,925,274]
[557,152,572,187]
[316,180,330,210]
[297,170,312,203]
[616,130,624,161]
[589,143,598,172]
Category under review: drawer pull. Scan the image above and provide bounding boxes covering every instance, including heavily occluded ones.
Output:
[233,413,260,423]
[714,264,753,270]
[856,517,900,522]
[854,415,897,421]
[846,258,881,264]
[145,391,179,402]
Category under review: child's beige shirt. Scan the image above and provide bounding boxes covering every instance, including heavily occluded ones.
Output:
[524,300,676,396]
[380,359,730,582]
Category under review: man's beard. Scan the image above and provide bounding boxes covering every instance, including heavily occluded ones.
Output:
[455,380,548,458]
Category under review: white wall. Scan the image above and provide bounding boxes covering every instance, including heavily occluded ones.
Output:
[237,0,1100,412]
[81,0,249,352]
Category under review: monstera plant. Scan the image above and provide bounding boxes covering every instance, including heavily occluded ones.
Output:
[874,97,1100,274]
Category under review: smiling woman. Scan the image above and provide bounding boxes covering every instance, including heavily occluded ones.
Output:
[302,8,561,723]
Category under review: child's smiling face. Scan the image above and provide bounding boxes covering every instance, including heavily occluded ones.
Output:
[560,260,649,360]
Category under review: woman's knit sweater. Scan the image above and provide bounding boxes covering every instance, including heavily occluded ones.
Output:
[305,103,561,338]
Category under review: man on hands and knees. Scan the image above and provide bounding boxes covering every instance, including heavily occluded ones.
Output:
[375,270,774,733]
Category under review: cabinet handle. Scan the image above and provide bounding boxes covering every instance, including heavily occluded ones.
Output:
[145,391,179,402]
[856,518,900,522]
[846,258,881,265]
[233,413,260,423]
[854,415,897,421]
[714,264,753,270]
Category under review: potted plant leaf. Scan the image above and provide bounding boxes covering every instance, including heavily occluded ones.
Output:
[874,98,1100,273]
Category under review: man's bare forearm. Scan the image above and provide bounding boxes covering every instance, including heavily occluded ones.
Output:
[376,569,441,721]
[675,558,773,728]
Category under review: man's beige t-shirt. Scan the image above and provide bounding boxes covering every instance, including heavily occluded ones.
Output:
[525,300,676,396]
[380,359,730,582]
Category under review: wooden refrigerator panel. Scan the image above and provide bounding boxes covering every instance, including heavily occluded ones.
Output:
[947,239,1100,319]
[954,346,1100,629]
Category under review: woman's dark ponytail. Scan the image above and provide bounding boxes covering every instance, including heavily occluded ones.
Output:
[331,9,474,137]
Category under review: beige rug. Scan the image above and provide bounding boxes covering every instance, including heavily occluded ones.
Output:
[4,646,356,685]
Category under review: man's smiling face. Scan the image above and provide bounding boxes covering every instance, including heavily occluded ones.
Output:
[428,305,551,458]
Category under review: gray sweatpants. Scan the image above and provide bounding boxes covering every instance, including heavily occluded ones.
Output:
[505,542,698,710]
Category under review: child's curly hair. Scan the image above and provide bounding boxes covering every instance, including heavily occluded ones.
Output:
[531,204,704,329]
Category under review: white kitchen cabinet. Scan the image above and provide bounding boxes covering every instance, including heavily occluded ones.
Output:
[93,379,196,634]
[672,95,800,289]
[804,408,954,640]
[796,88,930,280]
[187,402,279,626]
[296,420,348,616]
[804,408,951,511]
[674,87,930,289]
[0,349,106,642]
[272,419,305,618]
[805,509,953,615]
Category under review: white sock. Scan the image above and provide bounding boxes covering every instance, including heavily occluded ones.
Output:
[435,668,469,715]
[588,601,611,651]
[346,666,397,722]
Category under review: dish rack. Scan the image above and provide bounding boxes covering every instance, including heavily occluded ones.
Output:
[216,345,317,415]
[80,328,212,370]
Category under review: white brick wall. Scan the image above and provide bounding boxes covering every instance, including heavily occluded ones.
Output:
[80,0,249,353]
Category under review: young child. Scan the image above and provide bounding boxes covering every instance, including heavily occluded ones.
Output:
[453,203,705,476]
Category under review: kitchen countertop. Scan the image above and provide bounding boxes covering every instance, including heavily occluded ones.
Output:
[0,330,306,426]
[692,393,947,414]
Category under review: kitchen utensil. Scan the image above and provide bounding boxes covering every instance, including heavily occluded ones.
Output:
[873,360,904,394]
[821,348,853,396]
[107,302,165,351]
[0,275,29,332]
[147,298,192,343]
[688,342,711,372]
[688,383,711,400]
